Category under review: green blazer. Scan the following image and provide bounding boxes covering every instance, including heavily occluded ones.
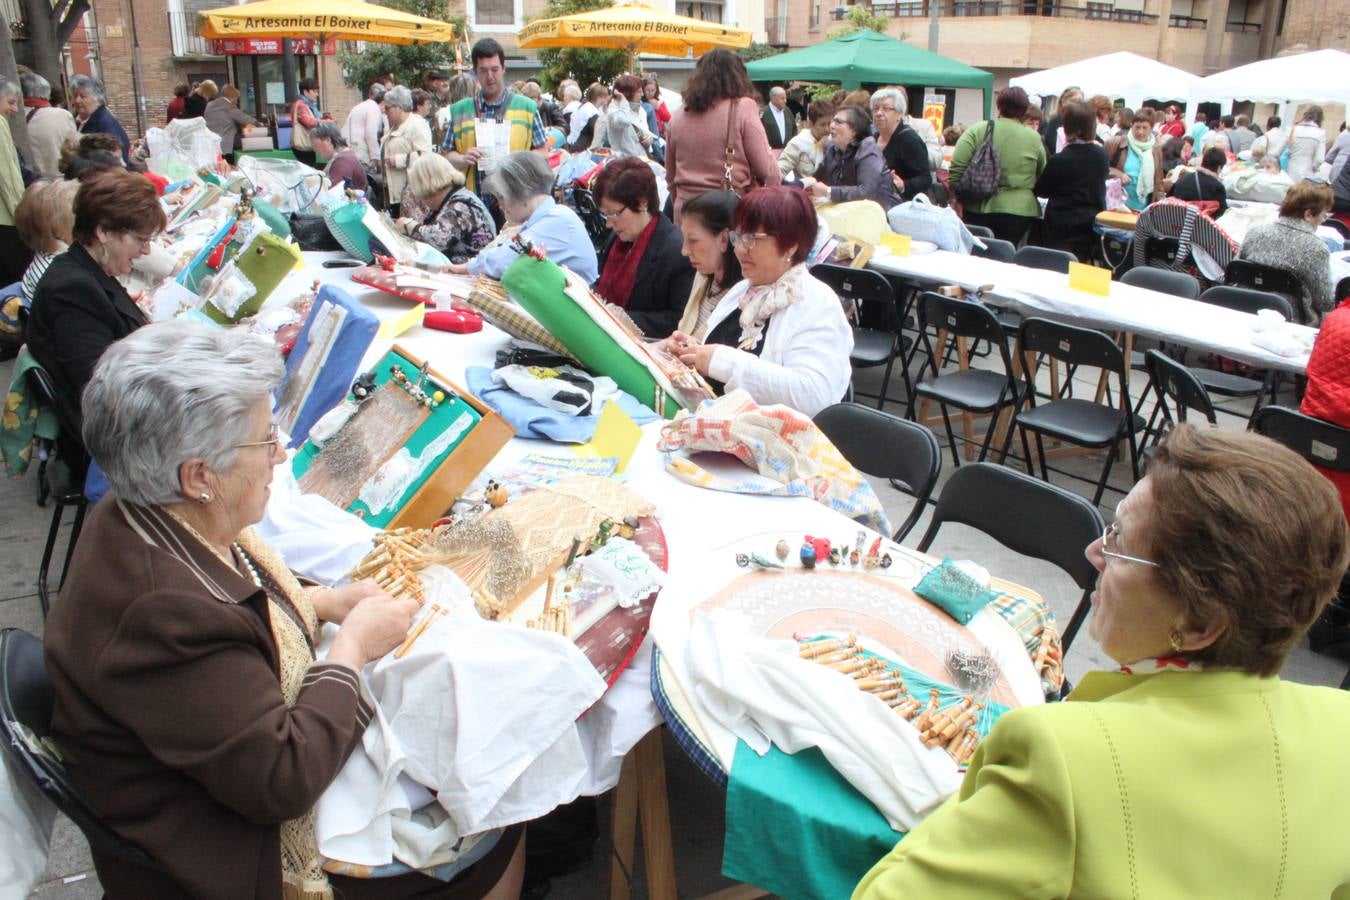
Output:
[854,669,1350,899]
[948,117,1046,218]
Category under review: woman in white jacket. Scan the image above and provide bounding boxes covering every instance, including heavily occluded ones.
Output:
[1286,106,1327,181]
[663,186,853,417]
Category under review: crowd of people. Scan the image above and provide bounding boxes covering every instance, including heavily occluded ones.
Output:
[5,41,1350,900]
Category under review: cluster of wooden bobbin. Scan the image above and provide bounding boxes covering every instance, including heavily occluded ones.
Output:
[350,527,443,607]
[796,634,983,765]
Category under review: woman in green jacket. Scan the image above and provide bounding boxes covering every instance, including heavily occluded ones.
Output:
[856,423,1350,899]
[949,86,1046,245]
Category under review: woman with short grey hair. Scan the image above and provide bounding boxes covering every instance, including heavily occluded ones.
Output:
[443,149,598,282]
[379,85,432,216]
[310,120,368,192]
[0,77,26,282]
[45,320,538,899]
[870,87,932,201]
[70,73,130,160]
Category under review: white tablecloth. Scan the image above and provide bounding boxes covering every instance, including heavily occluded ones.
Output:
[871,250,1315,374]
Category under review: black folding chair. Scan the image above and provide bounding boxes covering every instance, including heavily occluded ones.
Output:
[1002,318,1145,507]
[1012,245,1076,274]
[565,186,609,251]
[810,264,912,412]
[814,403,942,542]
[1188,286,1293,421]
[24,366,89,618]
[1225,259,1308,323]
[1143,349,1217,447]
[913,292,1023,468]
[964,224,995,239]
[1250,407,1350,688]
[0,628,162,870]
[972,237,1016,263]
[914,463,1105,656]
[1119,267,1202,410]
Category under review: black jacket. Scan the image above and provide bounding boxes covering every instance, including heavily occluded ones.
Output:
[597,214,693,339]
[1035,141,1108,238]
[880,124,933,200]
[1168,169,1229,218]
[27,243,147,433]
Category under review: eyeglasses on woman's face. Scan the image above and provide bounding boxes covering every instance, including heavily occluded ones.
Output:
[1100,520,1160,569]
[235,423,281,452]
[728,231,769,249]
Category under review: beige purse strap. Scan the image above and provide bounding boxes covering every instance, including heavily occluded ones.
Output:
[722,98,738,192]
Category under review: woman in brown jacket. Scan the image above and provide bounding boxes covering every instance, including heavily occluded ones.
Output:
[44,321,524,899]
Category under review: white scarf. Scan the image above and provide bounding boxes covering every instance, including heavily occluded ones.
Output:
[734,263,809,350]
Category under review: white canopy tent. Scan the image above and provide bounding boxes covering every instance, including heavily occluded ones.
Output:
[1188,49,1350,124]
[1009,51,1200,112]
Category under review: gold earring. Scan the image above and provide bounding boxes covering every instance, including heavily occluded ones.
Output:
[198,492,211,505]
[1168,630,1184,654]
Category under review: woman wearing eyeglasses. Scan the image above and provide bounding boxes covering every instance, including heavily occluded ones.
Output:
[44,321,527,900]
[805,105,902,211]
[856,423,1350,899]
[662,186,852,416]
[26,169,163,434]
[869,88,932,202]
[592,156,692,339]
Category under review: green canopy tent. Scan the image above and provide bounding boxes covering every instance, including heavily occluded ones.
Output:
[745,30,993,118]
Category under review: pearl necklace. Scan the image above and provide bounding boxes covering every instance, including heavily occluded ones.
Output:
[161,507,260,587]
[234,543,264,589]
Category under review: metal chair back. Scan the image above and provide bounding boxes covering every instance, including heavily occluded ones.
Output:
[1120,266,1201,299]
[1013,245,1075,274]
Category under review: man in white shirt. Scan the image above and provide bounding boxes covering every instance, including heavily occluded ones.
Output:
[341,83,386,166]
[760,86,790,150]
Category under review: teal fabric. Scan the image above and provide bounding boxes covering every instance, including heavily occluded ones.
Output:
[911,558,1001,625]
[1123,150,1146,212]
[723,655,1011,900]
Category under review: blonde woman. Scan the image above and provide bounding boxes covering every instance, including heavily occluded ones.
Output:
[396,154,496,262]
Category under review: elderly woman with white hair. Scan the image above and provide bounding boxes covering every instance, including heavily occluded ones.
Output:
[44,320,527,900]
[379,85,433,217]
[444,150,598,282]
[870,88,932,201]
[396,153,496,262]
[0,78,28,282]
[70,73,130,160]
[19,71,77,179]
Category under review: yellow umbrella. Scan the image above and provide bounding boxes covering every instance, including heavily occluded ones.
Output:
[198,0,454,45]
[517,1,750,65]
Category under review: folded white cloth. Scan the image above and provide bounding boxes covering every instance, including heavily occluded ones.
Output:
[317,567,607,866]
[685,609,962,831]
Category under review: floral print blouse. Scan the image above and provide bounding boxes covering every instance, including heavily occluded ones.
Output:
[398,185,497,264]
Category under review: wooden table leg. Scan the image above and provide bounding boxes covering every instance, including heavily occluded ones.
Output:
[608,728,677,900]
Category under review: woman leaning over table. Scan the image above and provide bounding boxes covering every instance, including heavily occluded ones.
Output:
[807,105,901,211]
[309,122,367,194]
[949,86,1046,245]
[869,88,932,202]
[380,85,432,219]
[1106,110,1165,213]
[45,321,526,900]
[673,189,742,340]
[1240,179,1336,325]
[26,169,162,432]
[778,99,833,183]
[660,186,852,417]
[446,150,598,283]
[856,423,1350,900]
[397,153,495,263]
[593,156,691,339]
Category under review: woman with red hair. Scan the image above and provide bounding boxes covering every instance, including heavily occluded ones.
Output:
[662,186,852,416]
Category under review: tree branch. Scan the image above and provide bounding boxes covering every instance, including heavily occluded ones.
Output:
[50,0,70,24]
[56,0,89,46]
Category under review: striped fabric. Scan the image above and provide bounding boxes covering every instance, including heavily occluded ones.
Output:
[465,276,575,359]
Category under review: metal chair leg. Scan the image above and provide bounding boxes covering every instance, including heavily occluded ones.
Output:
[37,503,65,618]
[938,406,961,468]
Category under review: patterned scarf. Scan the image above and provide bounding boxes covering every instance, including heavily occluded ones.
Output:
[1117,656,1199,676]
[596,213,658,309]
[734,263,810,350]
[1126,131,1157,207]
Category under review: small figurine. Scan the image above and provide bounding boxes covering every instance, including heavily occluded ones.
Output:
[800,541,817,570]
[775,539,790,561]
[807,536,831,562]
[484,480,508,508]
[828,547,841,565]
[589,519,616,552]
[351,371,378,402]
[879,553,893,569]
[855,530,867,554]
[849,549,860,566]
[735,553,751,568]
[617,516,640,539]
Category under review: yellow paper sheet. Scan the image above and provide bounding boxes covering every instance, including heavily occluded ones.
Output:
[378,303,425,339]
[573,400,642,473]
[1068,262,1111,296]
[879,232,912,257]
